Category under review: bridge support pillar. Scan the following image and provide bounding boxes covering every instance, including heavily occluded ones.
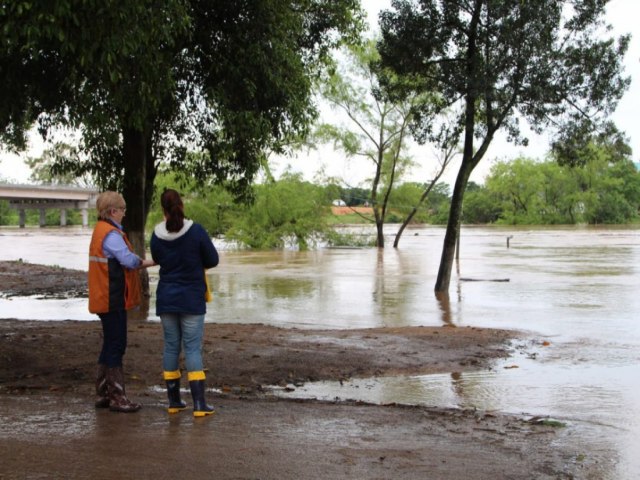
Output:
[60,209,67,227]
[39,208,46,227]
[19,209,26,228]
[81,208,89,227]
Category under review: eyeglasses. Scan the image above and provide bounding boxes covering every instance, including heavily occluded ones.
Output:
[113,206,127,213]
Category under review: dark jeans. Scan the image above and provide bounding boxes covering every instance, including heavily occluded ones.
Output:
[98,310,128,368]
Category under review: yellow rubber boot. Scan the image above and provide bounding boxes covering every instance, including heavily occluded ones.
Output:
[163,370,187,414]
[188,371,215,417]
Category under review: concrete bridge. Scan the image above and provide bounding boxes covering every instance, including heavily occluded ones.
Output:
[0,183,99,227]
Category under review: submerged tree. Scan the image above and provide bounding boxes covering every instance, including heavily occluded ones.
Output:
[392,113,460,247]
[226,171,330,250]
[316,39,418,248]
[378,0,630,293]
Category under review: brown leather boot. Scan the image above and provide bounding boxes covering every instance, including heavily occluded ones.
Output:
[106,366,141,413]
[94,363,109,408]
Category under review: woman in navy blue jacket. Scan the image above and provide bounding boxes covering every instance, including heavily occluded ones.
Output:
[150,189,219,417]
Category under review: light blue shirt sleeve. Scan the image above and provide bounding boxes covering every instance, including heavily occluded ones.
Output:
[102,230,141,270]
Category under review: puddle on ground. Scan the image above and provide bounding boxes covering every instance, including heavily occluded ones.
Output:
[0,296,93,321]
[269,347,640,478]
[0,397,95,437]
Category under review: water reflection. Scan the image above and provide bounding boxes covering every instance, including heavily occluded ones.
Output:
[1,225,640,477]
[278,359,636,422]
[0,396,96,437]
[434,292,454,326]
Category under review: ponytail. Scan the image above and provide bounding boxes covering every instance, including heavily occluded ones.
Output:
[161,189,185,232]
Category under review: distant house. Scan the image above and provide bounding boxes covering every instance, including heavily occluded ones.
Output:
[332,199,346,206]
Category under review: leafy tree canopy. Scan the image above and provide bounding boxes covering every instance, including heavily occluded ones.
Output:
[551,120,632,168]
[379,0,630,153]
[0,0,364,255]
[377,0,630,292]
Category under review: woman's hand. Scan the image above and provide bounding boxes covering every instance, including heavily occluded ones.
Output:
[139,258,156,269]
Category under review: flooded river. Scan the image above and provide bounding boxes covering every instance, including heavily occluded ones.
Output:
[1,225,639,478]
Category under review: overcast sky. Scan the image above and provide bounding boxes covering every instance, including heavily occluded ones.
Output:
[1,0,638,186]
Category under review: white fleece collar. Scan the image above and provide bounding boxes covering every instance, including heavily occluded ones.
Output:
[154,219,194,241]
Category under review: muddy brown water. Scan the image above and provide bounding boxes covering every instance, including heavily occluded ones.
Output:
[1,225,639,478]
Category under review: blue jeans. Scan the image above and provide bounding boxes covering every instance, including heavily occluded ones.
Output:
[98,310,127,368]
[160,313,205,373]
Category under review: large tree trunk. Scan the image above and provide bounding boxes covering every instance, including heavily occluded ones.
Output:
[432,123,495,294]
[144,131,157,219]
[375,209,385,248]
[121,127,148,254]
[434,160,473,293]
[121,127,151,319]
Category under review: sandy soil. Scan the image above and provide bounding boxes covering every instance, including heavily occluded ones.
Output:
[0,260,614,479]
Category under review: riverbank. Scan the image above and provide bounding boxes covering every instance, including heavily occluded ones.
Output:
[0,261,615,479]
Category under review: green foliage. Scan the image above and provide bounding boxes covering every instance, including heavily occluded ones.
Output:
[1,0,364,190]
[148,171,336,248]
[146,171,240,236]
[552,121,632,168]
[581,159,640,224]
[326,212,372,225]
[0,198,90,227]
[379,1,630,153]
[485,158,547,224]
[387,182,427,222]
[0,206,85,227]
[184,191,239,237]
[387,182,451,224]
[476,153,640,225]
[422,182,451,224]
[24,208,84,227]
[338,186,370,206]
[462,186,501,224]
[0,200,17,224]
[324,230,376,247]
[225,173,331,250]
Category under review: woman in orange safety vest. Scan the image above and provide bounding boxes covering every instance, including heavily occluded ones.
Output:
[88,191,154,413]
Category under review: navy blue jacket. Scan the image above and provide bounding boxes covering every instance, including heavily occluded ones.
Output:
[150,220,219,315]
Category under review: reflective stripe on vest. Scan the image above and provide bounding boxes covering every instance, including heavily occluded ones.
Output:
[89,255,109,264]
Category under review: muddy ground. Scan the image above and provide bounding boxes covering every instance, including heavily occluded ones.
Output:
[0,261,614,479]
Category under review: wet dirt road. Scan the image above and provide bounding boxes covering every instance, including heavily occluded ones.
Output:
[0,394,608,480]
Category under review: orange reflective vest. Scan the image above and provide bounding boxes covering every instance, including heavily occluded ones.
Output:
[88,220,141,314]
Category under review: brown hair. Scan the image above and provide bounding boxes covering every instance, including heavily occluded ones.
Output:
[161,189,185,232]
[96,191,125,220]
